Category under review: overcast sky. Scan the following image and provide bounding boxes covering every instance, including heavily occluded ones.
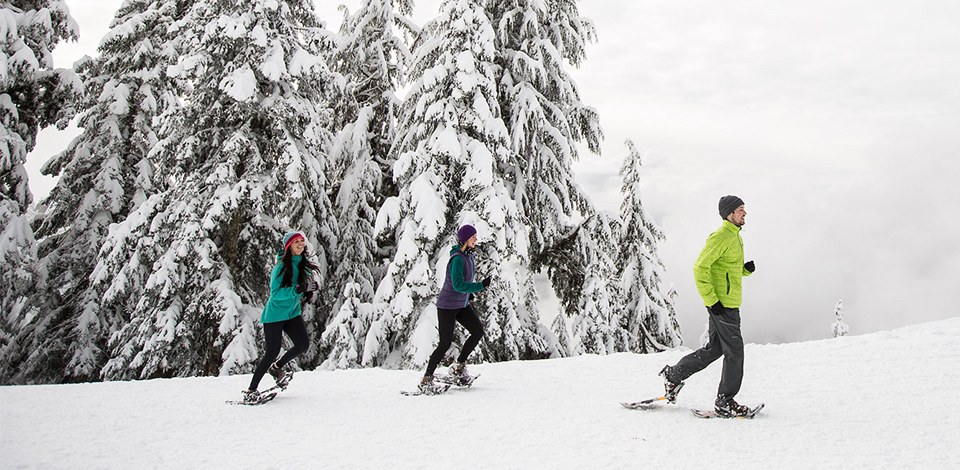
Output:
[31,0,960,346]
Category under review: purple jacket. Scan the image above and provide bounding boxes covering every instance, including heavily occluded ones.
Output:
[436,245,484,310]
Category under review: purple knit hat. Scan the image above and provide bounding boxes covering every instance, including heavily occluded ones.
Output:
[456,225,477,244]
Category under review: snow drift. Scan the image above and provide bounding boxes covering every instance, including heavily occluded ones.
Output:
[2,317,957,469]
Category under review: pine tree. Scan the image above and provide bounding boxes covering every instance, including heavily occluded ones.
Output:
[320,0,413,369]
[550,312,573,356]
[364,0,544,369]
[568,213,621,354]
[490,0,623,355]
[489,0,602,256]
[832,299,849,338]
[530,209,628,356]
[617,139,680,352]
[89,0,338,380]
[533,139,689,358]
[1,0,185,384]
[0,1,80,368]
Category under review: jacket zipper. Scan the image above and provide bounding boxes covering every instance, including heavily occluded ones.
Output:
[463,259,470,307]
[726,273,730,295]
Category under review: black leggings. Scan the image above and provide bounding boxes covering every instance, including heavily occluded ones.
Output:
[248,315,310,391]
[426,306,484,376]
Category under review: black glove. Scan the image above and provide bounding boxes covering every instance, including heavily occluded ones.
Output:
[296,280,319,294]
[302,291,315,304]
[481,277,491,289]
[744,260,756,273]
[708,301,724,315]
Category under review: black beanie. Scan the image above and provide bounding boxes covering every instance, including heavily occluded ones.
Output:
[719,195,744,220]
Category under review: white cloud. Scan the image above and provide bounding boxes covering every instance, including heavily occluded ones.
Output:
[572,0,960,344]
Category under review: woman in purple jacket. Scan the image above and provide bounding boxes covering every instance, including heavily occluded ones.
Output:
[419,224,491,394]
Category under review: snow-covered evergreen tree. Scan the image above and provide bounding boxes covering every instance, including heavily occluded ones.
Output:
[832,299,849,338]
[535,141,687,358]
[0,1,79,367]
[551,312,574,356]
[365,0,544,369]
[1,0,184,384]
[568,213,621,354]
[489,0,602,257]
[320,0,414,369]
[533,210,631,355]
[88,0,338,380]
[555,139,683,356]
[489,0,626,356]
[617,139,680,352]
[326,0,614,369]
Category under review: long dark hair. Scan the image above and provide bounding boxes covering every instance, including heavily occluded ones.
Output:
[279,247,320,288]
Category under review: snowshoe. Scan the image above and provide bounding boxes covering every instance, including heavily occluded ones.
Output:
[227,389,278,406]
[269,363,292,390]
[449,362,466,377]
[693,402,764,419]
[659,365,684,403]
[714,398,753,418]
[401,375,451,396]
[433,363,478,387]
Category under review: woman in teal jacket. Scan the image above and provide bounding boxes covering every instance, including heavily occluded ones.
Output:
[241,232,319,404]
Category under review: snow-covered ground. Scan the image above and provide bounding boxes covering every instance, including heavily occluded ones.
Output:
[3,317,958,469]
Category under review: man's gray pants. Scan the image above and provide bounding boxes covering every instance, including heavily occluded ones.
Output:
[666,307,744,404]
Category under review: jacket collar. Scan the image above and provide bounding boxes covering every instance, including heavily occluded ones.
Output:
[722,219,742,233]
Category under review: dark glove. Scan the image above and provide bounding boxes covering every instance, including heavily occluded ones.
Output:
[481,277,491,289]
[708,301,724,315]
[302,291,315,304]
[744,260,756,273]
[296,280,319,294]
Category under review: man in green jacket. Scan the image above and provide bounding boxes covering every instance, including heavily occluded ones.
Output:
[659,195,757,417]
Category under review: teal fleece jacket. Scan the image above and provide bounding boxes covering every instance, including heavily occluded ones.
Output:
[260,255,305,324]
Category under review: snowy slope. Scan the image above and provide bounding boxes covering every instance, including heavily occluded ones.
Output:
[2,317,958,469]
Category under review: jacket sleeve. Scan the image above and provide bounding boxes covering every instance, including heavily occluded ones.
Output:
[449,255,484,294]
[693,233,723,306]
[269,263,301,301]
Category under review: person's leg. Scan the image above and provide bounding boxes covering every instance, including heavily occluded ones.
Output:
[665,307,724,383]
[713,307,744,403]
[274,315,310,369]
[248,321,285,391]
[425,308,458,377]
[455,306,484,364]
